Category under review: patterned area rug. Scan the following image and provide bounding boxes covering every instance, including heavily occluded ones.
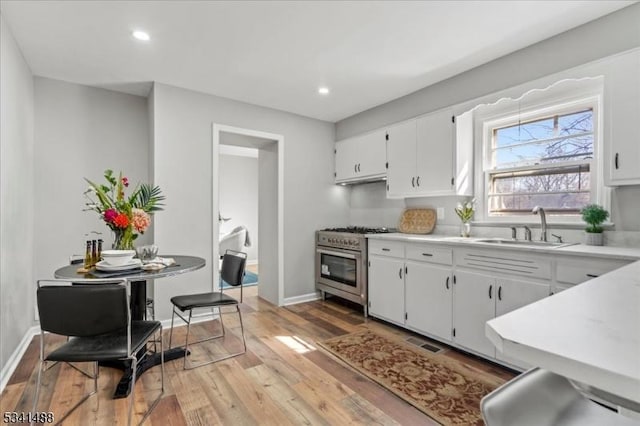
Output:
[319,330,505,425]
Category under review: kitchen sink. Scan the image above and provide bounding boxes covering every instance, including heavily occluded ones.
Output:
[472,238,577,249]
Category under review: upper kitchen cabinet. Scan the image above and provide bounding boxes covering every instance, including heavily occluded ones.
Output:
[335,129,387,184]
[386,108,473,198]
[604,49,640,186]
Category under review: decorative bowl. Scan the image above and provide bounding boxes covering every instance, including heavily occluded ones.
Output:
[101,249,136,266]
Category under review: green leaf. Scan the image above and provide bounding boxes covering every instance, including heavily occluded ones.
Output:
[134,184,165,212]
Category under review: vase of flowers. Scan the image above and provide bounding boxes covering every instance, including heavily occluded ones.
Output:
[455,199,476,237]
[84,170,164,250]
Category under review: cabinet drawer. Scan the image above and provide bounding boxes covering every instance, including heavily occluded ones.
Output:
[406,244,452,265]
[556,257,629,285]
[368,240,405,258]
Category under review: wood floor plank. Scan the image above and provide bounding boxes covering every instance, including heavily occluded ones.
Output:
[2,286,514,425]
[304,348,440,426]
[244,364,330,426]
[214,360,296,426]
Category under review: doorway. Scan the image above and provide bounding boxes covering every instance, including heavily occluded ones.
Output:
[212,124,284,306]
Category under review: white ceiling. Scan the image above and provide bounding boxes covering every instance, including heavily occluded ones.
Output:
[0,1,634,122]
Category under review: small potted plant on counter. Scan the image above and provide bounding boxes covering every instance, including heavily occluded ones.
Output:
[580,204,609,246]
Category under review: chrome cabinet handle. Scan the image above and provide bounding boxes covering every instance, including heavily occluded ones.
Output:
[399,268,403,279]
[615,152,619,169]
[586,273,599,278]
[445,276,450,289]
[411,177,415,187]
[416,176,420,187]
[489,285,493,299]
[381,248,390,251]
[498,286,502,301]
[422,253,433,257]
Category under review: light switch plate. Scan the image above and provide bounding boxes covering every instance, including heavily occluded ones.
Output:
[437,207,445,220]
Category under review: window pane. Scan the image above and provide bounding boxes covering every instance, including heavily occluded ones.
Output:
[495,117,555,148]
[489,167,590,213]
[492,109,593,169]
[488,191,590,213]
[558,110,593,135]
[494,136,593,169]
[491,168,590,194]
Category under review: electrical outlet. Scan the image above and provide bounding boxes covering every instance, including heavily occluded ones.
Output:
[437,207,445,220]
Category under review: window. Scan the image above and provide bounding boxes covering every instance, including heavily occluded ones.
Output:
[487,108,593,215]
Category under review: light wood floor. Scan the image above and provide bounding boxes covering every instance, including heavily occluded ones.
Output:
[1,287,515,425]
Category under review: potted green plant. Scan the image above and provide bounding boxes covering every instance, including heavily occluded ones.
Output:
[580,204,609,246]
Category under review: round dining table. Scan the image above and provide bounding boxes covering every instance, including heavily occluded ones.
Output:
[54,254,206,398]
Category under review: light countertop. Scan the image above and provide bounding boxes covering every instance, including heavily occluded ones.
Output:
[366,233,640,261]
[485,261,640,405]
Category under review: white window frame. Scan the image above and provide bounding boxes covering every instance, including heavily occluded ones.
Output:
[473,80,609,225]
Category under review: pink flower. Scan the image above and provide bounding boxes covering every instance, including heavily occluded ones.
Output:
[104,208,118,223]
[132,208,151,233]
[122,177,129,187]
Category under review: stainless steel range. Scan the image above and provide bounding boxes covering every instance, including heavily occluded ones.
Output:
[315,227,391,316]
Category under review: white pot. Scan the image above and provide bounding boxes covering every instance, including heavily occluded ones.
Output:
[585,232,604,246]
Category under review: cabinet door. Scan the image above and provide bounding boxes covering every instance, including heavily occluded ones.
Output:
[607,50,640,185]
[415,109,455,195]
[368,256,405,325]
[386,120,417,198]
[453,270,496,358]
[335,136,361,182]
[405,261,452,341]
[357,130,387,178]
[495,277,549,368]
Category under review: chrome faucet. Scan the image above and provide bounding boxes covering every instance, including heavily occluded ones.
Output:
[532,206,547,242]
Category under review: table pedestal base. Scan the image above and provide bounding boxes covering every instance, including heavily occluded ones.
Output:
[104,347,189,398]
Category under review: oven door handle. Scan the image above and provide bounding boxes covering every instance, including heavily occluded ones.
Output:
[317,248,358,259]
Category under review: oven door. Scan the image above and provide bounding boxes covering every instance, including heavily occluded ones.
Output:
[316,248,362,294]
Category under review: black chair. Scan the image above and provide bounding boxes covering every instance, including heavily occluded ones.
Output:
[168,250,247,369]
[32,279,164,426]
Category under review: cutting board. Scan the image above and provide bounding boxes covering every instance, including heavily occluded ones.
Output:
[398,208,437,234]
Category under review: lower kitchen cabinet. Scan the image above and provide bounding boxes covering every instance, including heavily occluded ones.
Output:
[453,269,550,367]
[368,255,405,325]
[405,261,452,341]
[453,270,497,358]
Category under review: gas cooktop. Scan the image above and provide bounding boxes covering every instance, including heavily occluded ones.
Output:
[321,226,393,234]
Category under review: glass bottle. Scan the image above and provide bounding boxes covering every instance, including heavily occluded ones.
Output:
[84,241,92,269]
[97,239,103,263]
[91,240,98,266]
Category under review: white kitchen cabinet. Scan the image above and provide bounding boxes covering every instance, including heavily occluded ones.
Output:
[453,270,549,367]
[386,108,472,198]
[415,108,456,195]
[385,120,417,197]
[405,261,452,341]
[494,277,550,368]
[605,49,640,186]
[453,269,497,358]
[368,255,405,325]
[335,129,387,183]
[554,256,630,288]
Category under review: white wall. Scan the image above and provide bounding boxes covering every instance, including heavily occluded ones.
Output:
[0,15,35,379]
[33,78,151,288]
[219,153,259,262]
[151,82,348,319]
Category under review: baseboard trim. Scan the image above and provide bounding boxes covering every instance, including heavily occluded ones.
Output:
[159,311,217,329]
[283,292,321,306]
[0,326,40,394]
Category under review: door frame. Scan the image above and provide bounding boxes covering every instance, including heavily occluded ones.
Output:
[212,123,284,306]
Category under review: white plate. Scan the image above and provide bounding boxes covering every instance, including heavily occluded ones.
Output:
[96,259,142,272]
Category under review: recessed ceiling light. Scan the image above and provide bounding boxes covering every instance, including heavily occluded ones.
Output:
[132,30,150,41]
[318,87,330,95]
